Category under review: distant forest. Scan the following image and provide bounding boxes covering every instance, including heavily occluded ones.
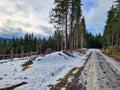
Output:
[0,32,102,55]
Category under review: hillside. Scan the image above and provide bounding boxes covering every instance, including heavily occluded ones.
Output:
[0,37,11,42]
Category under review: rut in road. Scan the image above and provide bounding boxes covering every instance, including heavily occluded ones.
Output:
[67,49,120,90]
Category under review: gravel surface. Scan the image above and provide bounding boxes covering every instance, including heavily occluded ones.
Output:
[77,49,120,90]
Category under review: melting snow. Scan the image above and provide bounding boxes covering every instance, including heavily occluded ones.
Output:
[0,50,90,90]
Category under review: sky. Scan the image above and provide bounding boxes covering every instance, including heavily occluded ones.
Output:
[0,0,54,38]
[0,0,114,38]
[82,0,114,35]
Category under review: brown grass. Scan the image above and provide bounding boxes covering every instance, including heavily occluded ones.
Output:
[66,52,92,90]
[50,67,78,90]
[22,66,30,71]
[103,47,120,62]
[111,55,120,62]
[66,67,83,90]
[22,60,33,71]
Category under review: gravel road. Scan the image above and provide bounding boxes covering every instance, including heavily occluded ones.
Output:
[75,49,120,90]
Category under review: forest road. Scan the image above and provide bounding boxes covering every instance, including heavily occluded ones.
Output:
[73,49,120,90]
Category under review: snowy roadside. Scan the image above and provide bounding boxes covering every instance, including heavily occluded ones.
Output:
[0,50,90,90]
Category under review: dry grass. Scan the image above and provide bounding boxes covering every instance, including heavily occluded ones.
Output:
[22,60,33,71]
[111,55,120,62]
[66,52,92,90]
[103,47,120,62]
[22,66,30,71]
[66,67,83,90]
[50,67,78,90]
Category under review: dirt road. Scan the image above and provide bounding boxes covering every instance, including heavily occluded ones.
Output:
[68,49,120,90]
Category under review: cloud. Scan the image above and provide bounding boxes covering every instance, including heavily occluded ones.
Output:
[0,0,114,38]
[0,27,24,38]
[0,0,54,38]
[82,0,114,35]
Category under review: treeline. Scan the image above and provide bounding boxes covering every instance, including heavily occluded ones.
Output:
[49,0,86,51]
[86,33,102,48]
[0,31,103,56]
[0,33,37,55]
[103,0,120,47]
[0,32,63,55]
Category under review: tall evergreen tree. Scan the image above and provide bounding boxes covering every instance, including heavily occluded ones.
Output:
[50,0,84,51]
[103,0,120,47]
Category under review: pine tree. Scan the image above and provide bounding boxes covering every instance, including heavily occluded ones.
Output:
[103,0,120,47]
[50,0,84,51]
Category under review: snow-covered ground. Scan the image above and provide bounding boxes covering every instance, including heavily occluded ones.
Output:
[0,50,90,90]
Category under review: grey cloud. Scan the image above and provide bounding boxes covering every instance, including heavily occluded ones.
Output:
[0,27,24,38]
[0,0,54,38]
[38,26,54,36]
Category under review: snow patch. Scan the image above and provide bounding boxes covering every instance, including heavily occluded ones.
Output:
[0,50,90,90]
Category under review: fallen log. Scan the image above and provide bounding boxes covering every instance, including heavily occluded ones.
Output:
[0,82,27,90]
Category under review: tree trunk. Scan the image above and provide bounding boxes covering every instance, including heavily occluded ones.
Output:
[76,23,79,49]
[73,29,76,49]
[119,33,120,47]
[65,0,68,51]
[21,51,23,60]
[111,33,114,47]
[81,32,83,49]
[11,50,13,60]
[70,0,74,50]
